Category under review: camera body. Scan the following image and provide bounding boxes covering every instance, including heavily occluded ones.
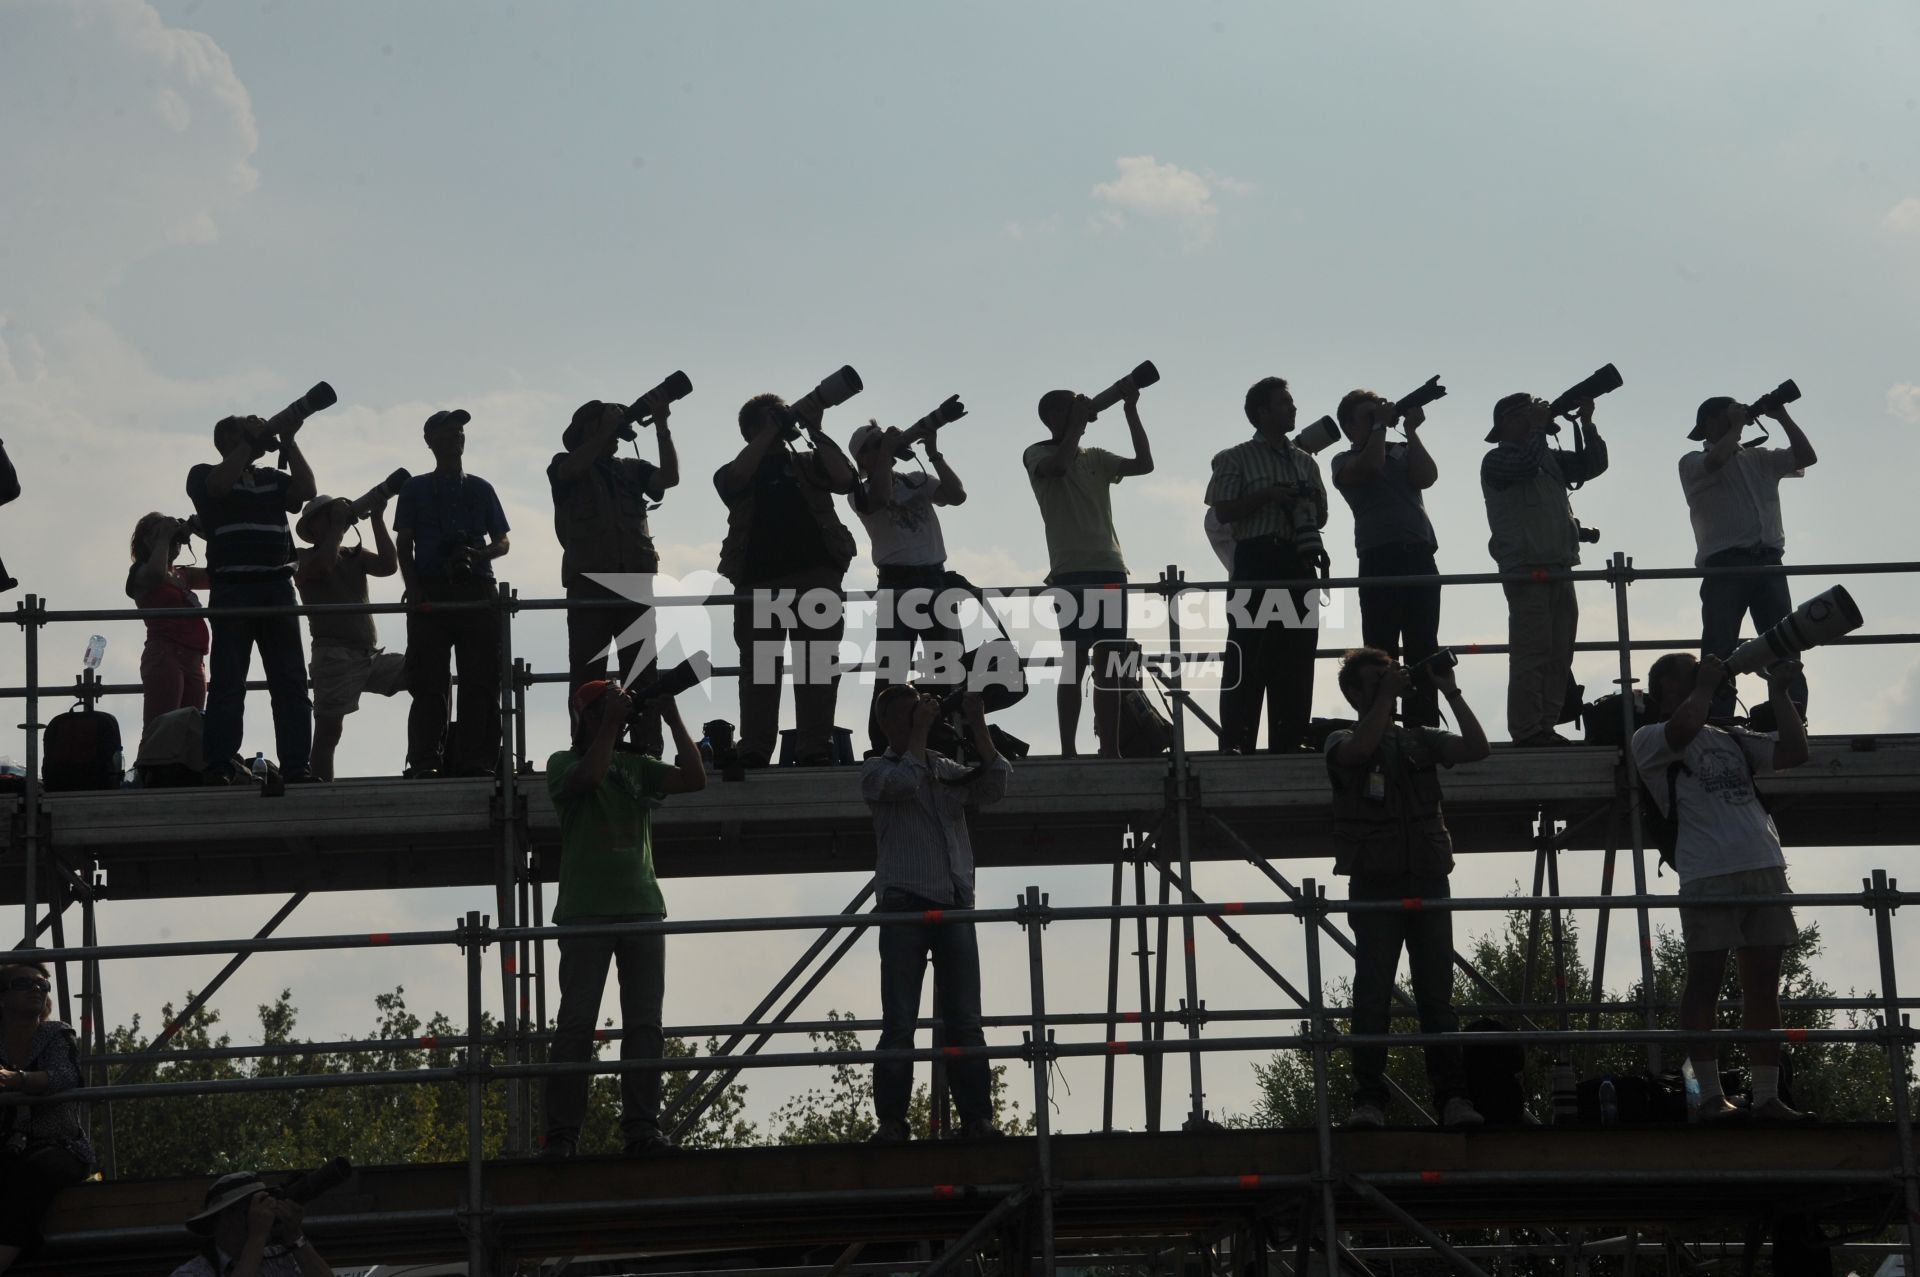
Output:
[441,533,487,584]
[624,370,694,439]
[1088,360,1160,417]
[1409,646,1459,692]
[1576,523,1602,545]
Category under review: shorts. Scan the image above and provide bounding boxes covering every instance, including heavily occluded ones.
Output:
[1047,570,1128,671]
[1678,866,1798,953]
[310,644,407,718]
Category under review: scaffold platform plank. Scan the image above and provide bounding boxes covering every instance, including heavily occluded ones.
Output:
[25,1125,1915,1273]
[5,735,1917,903]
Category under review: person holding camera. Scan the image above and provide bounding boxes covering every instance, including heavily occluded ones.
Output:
[1480,393,1608,746]
[126,512,212,737]
[715,394,858,768]
[395,409,511,779]
[1633,652,1810,1122]
[294,492,406,782]
[1024,386,1153,757]
[186,414,319,783]
[1333,390,1442,728]
[1206,376,1327,754]
[862,686,1010,1142]
[0,962,92,1271]
[541,680,706,1159]
[1682,397,1817,720]
[550,398,681,756]
[848,417,967,756]
[171,1171,333,1277]
[1325,648,1489,1129]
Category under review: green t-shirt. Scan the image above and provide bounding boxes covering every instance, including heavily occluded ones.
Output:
[547,750,676,923]
[1022,442,1128,580]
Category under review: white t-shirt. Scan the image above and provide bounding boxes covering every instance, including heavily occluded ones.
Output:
[1631,721,1784,884]
[854,471,946,568]
[1678,446,1803,565]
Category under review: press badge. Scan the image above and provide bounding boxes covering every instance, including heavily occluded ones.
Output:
[1366,767,1386,801]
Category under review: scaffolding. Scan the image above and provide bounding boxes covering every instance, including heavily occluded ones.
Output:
[3,554,1919,1273]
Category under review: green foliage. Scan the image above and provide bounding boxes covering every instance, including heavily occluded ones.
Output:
[1247,897,1912,1128]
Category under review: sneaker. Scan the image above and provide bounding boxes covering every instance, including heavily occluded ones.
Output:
[1749,1096,1815,1123]
[1698,1096,1749,1125]
[537,1133,577,1160]
[869,1119,911,1144]
[200,766,234,787]
[1442,1097,1485,1129]
[624,1131,673,1156]
[1347,1103,1386,1130]
[282,770,318,784]
[402,765,441,780]
[958,1118,1002,1139]
[736,750,772,771]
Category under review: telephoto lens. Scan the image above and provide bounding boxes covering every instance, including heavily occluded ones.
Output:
[790,366,864,427]
[266,381,338,435]
[1725,584,1861,675]
[278,1157,353,1205]
[1295,415,1343,455]
[1088,360,1161,416]
[353,468,411,519]
[1745,378,1801,422]
[1576,524,1602,545]
[625,652,713,702]
[897,394,968,455]
[1549,364,1623,416]
[1395,375,1448,416]
[626,370,694,430]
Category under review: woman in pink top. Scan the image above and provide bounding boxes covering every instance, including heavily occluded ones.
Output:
[126,512,212,730]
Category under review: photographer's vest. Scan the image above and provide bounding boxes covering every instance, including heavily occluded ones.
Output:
[715,453,857,585]
[1482,448,1581,571]
[1327,727,1455,878]
[551,455,660,586]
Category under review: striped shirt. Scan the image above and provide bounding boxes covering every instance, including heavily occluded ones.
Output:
[186,464,297,581]
[1205,434,1327,544]
[1678,445,1803,566]
[861,750,1011,906]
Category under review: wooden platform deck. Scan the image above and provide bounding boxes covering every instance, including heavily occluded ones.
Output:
[25,1125,1914,1273]
[5,736,1917,903]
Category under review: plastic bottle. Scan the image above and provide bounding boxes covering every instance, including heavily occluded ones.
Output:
[1598,1077,1618,1125]
[83,635,106,670]
[251,752,268,783]
[1681,1057,1702,1123]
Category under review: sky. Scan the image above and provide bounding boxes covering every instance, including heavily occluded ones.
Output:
[2,0,1919,1143]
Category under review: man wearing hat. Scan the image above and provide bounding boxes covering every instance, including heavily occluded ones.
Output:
[848,417,967,756]
[394,409,512,778]
[1479,392,1608,746]
[542,678,706,1159]
[1681,395,1817,720]
[294,490,406,781]
[172,1171,333,1276]
[186,411,319,783]
[549,398,680,756]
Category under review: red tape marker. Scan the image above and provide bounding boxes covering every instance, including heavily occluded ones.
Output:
[1464,642,1482,654]
[933,1184,958,1200]
[417,1035,439,1049]
[1530,569,1551,583]
[1184,937,1196,955]
[1238,1173,1261,1189]
[1420,1170,1444,1185]
[1107,1040,1130,1054]
[942,1046,963,1058]
[368,932,391,945]
[923,909,945,924]
[1785,1027,1809,1042]
[1400,897,1423,911]
[593,1029,609,1042]
[1121,1010,1141,1023]
[503,955,517,974]
[1222,901,1246,915]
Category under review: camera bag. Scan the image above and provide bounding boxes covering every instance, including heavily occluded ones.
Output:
[134,706,207,787]
[42,701,121,792]
[1090,638,1174,758]
[1580,690,1650,747]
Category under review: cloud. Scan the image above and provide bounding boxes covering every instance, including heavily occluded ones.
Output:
[1091,155,1242,245]
[1884,198,1920,235]
[1888,384,1920,426]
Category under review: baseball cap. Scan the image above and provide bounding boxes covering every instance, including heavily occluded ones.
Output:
[570,679,614,716]
[848,423,886,459]
[424,408,472,437]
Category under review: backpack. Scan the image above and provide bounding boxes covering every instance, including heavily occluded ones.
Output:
[1090,639,1174,758]
[1637,732,1769,874]
[1460,1019,1530,1125]
[134,707,207,787]
[42,703,121,791]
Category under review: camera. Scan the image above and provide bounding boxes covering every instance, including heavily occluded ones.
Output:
[352,468,410,519]
[1725,584,1861,676]
[1087,360,1161,417]
[271,1157,353,1209]
[624,652,712,703]
[260,380,337,447]
[442,533,486,584]
[1395,375,1447,417]
[1576,523,1602,545]
[1745,378,1800,423]
[1409,646,1459,691]
[168,515,202,549]
[786,366,864,434]
[1295,415,1343,455]
[1549,363,1623,417]
[896,394,967,456]
[624,370,694,438]
[701,719,745,782]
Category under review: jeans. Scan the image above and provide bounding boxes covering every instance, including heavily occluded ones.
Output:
[875,887,991,1125]
[1221,538,1319,752]
[1501,570,1577,743]
[1348,872,1467,1109]
[732,567,845,764]
[205,577,311,774]
[567,577,661,756]
[404,579,501,774]
[1700,546,1808,718]
[1358,543,1442,729]
[545,914,666,1143]
[868,564,962,753]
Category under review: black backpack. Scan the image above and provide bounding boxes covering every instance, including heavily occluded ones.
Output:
[42,703,121,792]
[1461,1018,1530,1125]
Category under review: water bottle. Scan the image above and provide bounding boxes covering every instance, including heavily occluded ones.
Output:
[1681,1057,1702,1122]
[251,752,268,783]
[83,635,106,670]
[1598,1077,1618,1126]
[1550,1062,1578,1125]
